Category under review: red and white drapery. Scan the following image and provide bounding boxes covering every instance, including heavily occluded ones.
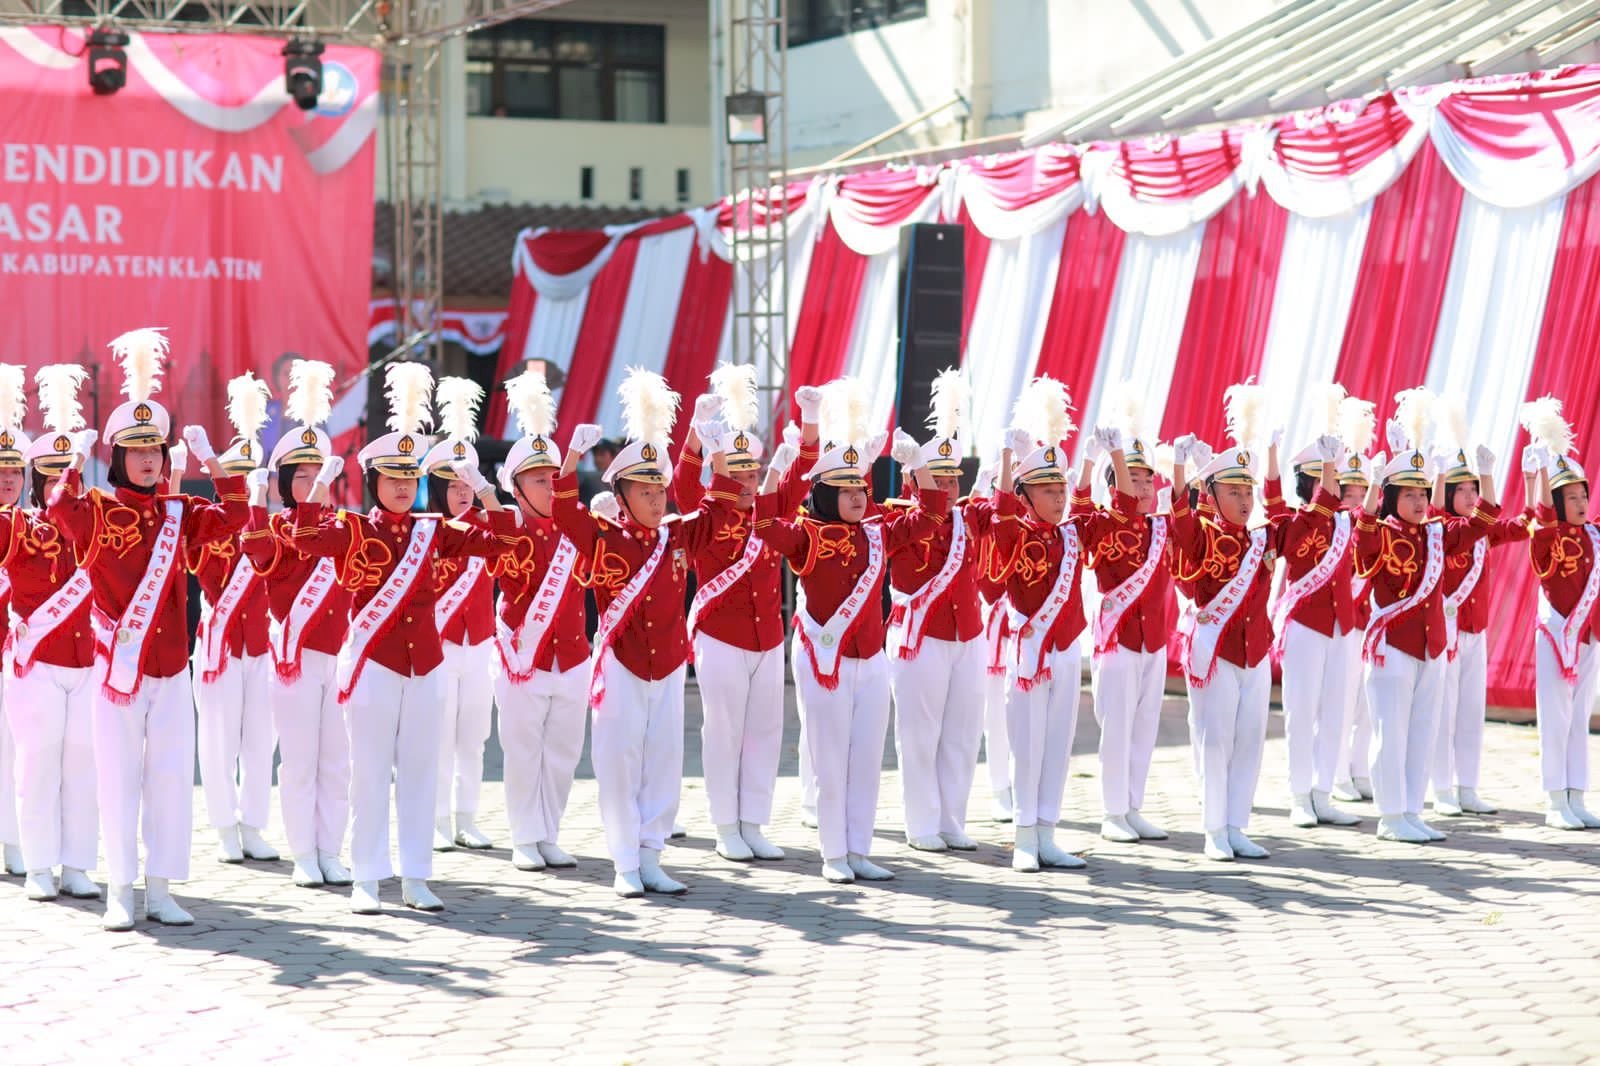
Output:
[496,64,1600,709]
[367,300,508,355]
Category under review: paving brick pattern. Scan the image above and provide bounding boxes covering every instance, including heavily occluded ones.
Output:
[3,684,1597,1065]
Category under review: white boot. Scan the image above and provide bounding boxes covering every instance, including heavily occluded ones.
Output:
[59,867,101,900]
[939,830,978,851]
[1100,815,1140,843]
[1568,790,1600,829]
[740,823,785,860]
[1377,814,1429,843]
[991,788,1014,823]
[1226,827,1270,859]
[1012,825,1041,872]
[291,853,325,887]
[1354,777,1374,801]
[1405,812,1447,841]
[821,857,855,883]
[239,825,279,861]
[103,884,136,931]
[401,878,444,911]
[907,834,948,852]
[1546,791,1585,830]
[214,825,244,864]
[25,870,57,901]
[847,853,894,881]
[1457,787,1497,815]
[613,869,645,898]
[537,841,577,868]
[1330,779,1364,803]
[1203,830,1234,862]
[512,843,547,871]
[3,843,24,876]
[715,823,755,862]
[1289,793,1318,828]
[1126,810,1168,840]
[143,877,194,925]
[318,852,353,886]
[1431,787,1464,818]
[670,823,688,840]
[800,805,819,829]
[638,848,686,895]
[454,813,493,850]
[351,881,383,914]
[432,817,456,852]
[1312,790,1361,826]
[1036,825,1086,869]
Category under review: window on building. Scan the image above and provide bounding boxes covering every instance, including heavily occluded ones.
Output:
[788,0,925,47]
[466,19,665,122]
[629,167,644,201]
[580,166,595,201]
[676,168,690,204]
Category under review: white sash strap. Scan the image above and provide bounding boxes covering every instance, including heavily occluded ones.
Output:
[1537,524,1600,684]
[589,525,670,710]
[198,554,260,684]
[688,525,765,636]
[1006,526,1080,692]
[496,534,579,684]
[1093,516,1167,658]
[434,556,487,637]
[336,518,438,702]
[795,523,885,691]
[101,499,185,705]
[1443,538,1488,659]
[8,569,93,678]
[887,510,966,661]
[982,596,1010,677]
[1180,527,1268,689]
[271,557,339,682]
[1362,522,1445,667]
[1269,511,1353,663]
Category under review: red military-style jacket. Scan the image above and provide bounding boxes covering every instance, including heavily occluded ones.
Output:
[1529,505,1600,646]
[492,509,591,675]
[1430,506,1531,636]
[188,532,272,661]
[1078,488,1174,654]
[1265,481,1354,639]
[242,506,353,660]
[434,508,496,648]
[884,487,1020,645]
[1167,484,1291,671]
[1354,503,1500,662]
[0,509,95,670]
[983,486,1096,657]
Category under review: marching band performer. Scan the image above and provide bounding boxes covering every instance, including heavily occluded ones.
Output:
[555,369,744,898]
[288,363,514,914]
[243,359,354,889]
[3,365,101,902]
[676,365,816,864]
[1521,398,1600,831]
[492,367,592,872]
[192,372,279,865]
[972,462,1017,824]
[49,327,249,930]
[423,378,498,853]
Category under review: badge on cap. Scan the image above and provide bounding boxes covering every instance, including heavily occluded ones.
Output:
[398,436,415,455]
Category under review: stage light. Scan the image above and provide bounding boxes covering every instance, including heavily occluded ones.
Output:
[724,91,769,145]
[87,28,129,97]
[282,38,326,111]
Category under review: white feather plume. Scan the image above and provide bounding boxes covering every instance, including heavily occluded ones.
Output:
[1394,387,1436,452]
[1101,379,1147,438]
[1438,394,1469,451]
[1520,396,1575,457]
[819,376,871,447]
[618,366,678,446]
[1011,376,1076,447]
[926,367,970,440]
[0,364,25,433]
[287,359,335,429]
[109,327,168,403]
[225,372,271,442]
[435,377,484,443]
[1315,382,1348,435]
[1223,382,1268,448]
[1338,395,1376,455]
[505,369,556,439]
[710,362,759,434]
[384,362,435,435]
[35,364,87,434]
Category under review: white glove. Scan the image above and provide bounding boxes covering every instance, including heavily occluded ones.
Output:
[1385,417,1408,454]
[1369,451,1387,478]
[1268,426,1284,451]
[168,443,190,479]
[1099,425,1126,453]
[182,425,215,463]
[1172,433,1197,466]
[796,386,825,422]
[1082,433,1106,467]
[890,431,922,467]
[1475,445,1496,475]
[692,393,723,425]
[1005,426,1034,458]
[698,417,733,456]
[452,460,491,495]
[590,491,620,522]
[70,428,98,458]
[769,442,799,475]
[1189,439,1215,472]
[1522,445,1547,475]
[864,430,889,460]
[248,468,269,501]
[313,456,344,487]
[972,463,998,499]
[569,424,603,456]
[782,421,801,447]
[1316,434,1343,463]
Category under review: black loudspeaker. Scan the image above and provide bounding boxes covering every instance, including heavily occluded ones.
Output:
[892,222,964,496]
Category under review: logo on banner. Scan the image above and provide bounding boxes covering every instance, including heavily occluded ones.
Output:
[315,61,359,118]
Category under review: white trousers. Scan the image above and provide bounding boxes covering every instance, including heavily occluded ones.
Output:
[1535,637,1597,792]
[1091,645,1165,817]
[1363,648,1443,817]
[436,640,496,819]
[1006,645,1083,829]
[1434,631,1488,792]
[591,654,686,871]
[4,659,97,872]
[94,671,194,884]
[346,661,443,882]
[194,651,276,830]
[273,650,349,859]
[495,659,588,847]
[982,664,1011,796]
[891,635,986,838]
[696,633,785,827]
[1280,623,1357,795]
[1337,654,1373,784]
[0,683,16,849]
[792,638,891,860]
[1186,660,1270,832]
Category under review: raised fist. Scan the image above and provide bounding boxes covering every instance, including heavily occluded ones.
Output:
[796,386,825,421]
[692,393,723,425]
[313,456,345,487]
[568,424,604,456]
[1315,434,1343,463]
[589,491,620,522]
[1005,426,1035,459]
[181,425,215,463]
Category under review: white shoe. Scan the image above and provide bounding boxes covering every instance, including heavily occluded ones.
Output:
[1354,777,1375,801]
[991,788,1014,823]
[1100,815,1140,843]
[1312,790,1361,826]
[351,881,383,914]
[939,831,978,851]
[3,843,24,876]
[401,878,444,912]
[670,823,688,840]
[1547,791,1585,831]
[59,868,100,900]
[239,825,279,861]
[1036,825,1086,869]
[318,852,353,886]
[847,853,894,881]
[1126,810,1168,840]
[613,871,645,898]
[143,878,194,925]
[1457,787,1498,815]
[214,825,244,864]
[821,858,855,883]
[1432,788,1464,818]
[638,848,686,895]
[1405,812,1446,841]
[1377,814,1429,843]
[1226,827,1270,859]
[537,841,577,868]
[1204,830,1234,862]
[292,854,325,887]
[800,806,819,829]
[103,884,136,931]
[454,815,493,850]
[1289,794,1318,828]
[1331,779,1364,803]
[1012,826,1041,872]
[740,823,785,860]
[907,834,948,852]
[1568,790,1600,829]
[715,823,755,862]
[25,871,57,901]
[512,843,547,871]
[432,818,456,852]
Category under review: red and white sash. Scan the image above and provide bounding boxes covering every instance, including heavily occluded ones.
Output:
[8,569,92,679]
[1443,538,1487,661]
[589,524,670,710]
[886,509,966,661]
[434,557,486,640]
[1269,511,1353,663]
[1361,521,1444,667]
[101,499,185,705]
[794,522,885,692]
[688,524,765,636]
[981,596,1010,677]
[271,557,340,682]
[1537,524,1600,684]
[1093,516,1167,658]
[1180,527,1268,689]
[1005,526,1081,692]
[496,535,578,684]
[336,518,438,702]
[197,556,260,684]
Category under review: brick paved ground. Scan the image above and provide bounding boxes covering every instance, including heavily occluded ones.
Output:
[3,683,1598,1065]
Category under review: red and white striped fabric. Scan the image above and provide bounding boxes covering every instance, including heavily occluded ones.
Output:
[367,300,508,355]
[496,63,1600,709]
